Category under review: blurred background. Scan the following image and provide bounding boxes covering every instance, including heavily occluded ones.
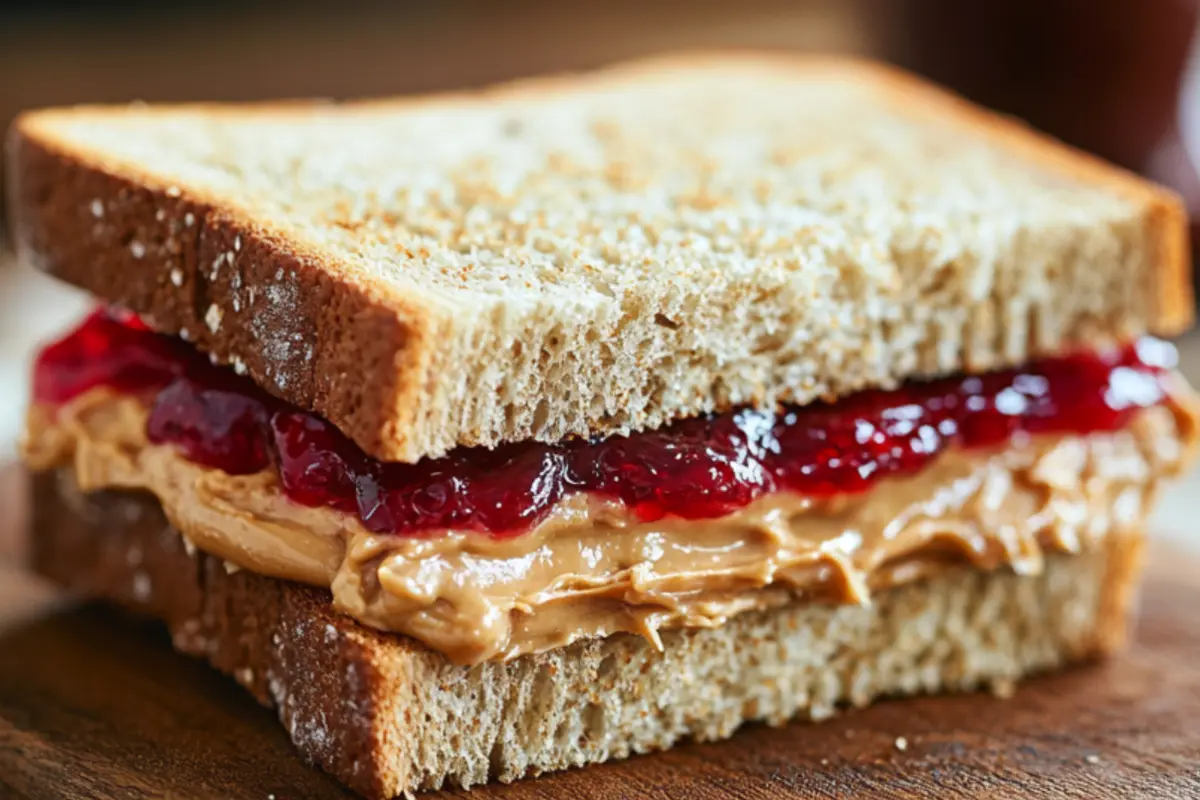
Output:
[1,0,1199,535]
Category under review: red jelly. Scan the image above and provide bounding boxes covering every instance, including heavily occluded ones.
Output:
[32,309,178,404]
[33,308,1177,538]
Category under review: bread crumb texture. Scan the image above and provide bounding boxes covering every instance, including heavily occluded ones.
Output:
[13,55,1187,461]
[288,550,1112,795]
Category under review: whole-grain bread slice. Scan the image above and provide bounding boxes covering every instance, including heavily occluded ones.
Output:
[31,468,1144,797]
[5,53,1191,464]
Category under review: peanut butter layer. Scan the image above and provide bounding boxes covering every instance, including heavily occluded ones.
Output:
[23,387,1199,664]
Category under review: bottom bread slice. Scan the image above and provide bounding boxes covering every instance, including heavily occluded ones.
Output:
[30,469,1143,798]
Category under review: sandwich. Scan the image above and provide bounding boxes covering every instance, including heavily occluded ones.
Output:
[6,54,1199,797]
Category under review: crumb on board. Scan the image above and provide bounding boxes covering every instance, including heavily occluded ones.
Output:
[1085,754,1101,764]
[894,736,908,752]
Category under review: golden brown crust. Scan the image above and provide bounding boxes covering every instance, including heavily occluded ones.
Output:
[5,124,426,459]
[6,53,1192,463]
[28,471,398,798]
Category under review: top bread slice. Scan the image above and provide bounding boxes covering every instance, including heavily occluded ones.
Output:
[5,53,1192,464]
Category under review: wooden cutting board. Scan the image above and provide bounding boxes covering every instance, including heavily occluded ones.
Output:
[2,465,1200,800]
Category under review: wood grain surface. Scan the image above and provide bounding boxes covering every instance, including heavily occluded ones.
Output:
[2,464,1199,799]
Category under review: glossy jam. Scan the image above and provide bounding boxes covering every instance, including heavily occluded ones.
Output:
[34,309,1177,537]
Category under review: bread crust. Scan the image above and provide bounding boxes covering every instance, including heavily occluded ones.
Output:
[6,53,1192,463]
[30,468,1143,797]
[29,472,392,796]
[5,129,427,461]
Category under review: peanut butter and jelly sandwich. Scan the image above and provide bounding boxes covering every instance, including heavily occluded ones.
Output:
[8,53,1198,797]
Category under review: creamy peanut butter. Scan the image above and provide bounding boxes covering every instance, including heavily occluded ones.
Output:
[23,386,1199,664]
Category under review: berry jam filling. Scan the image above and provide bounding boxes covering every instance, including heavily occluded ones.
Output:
[35,309,1178,538]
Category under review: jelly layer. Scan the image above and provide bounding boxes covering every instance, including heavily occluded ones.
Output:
[33,309,1177,537]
